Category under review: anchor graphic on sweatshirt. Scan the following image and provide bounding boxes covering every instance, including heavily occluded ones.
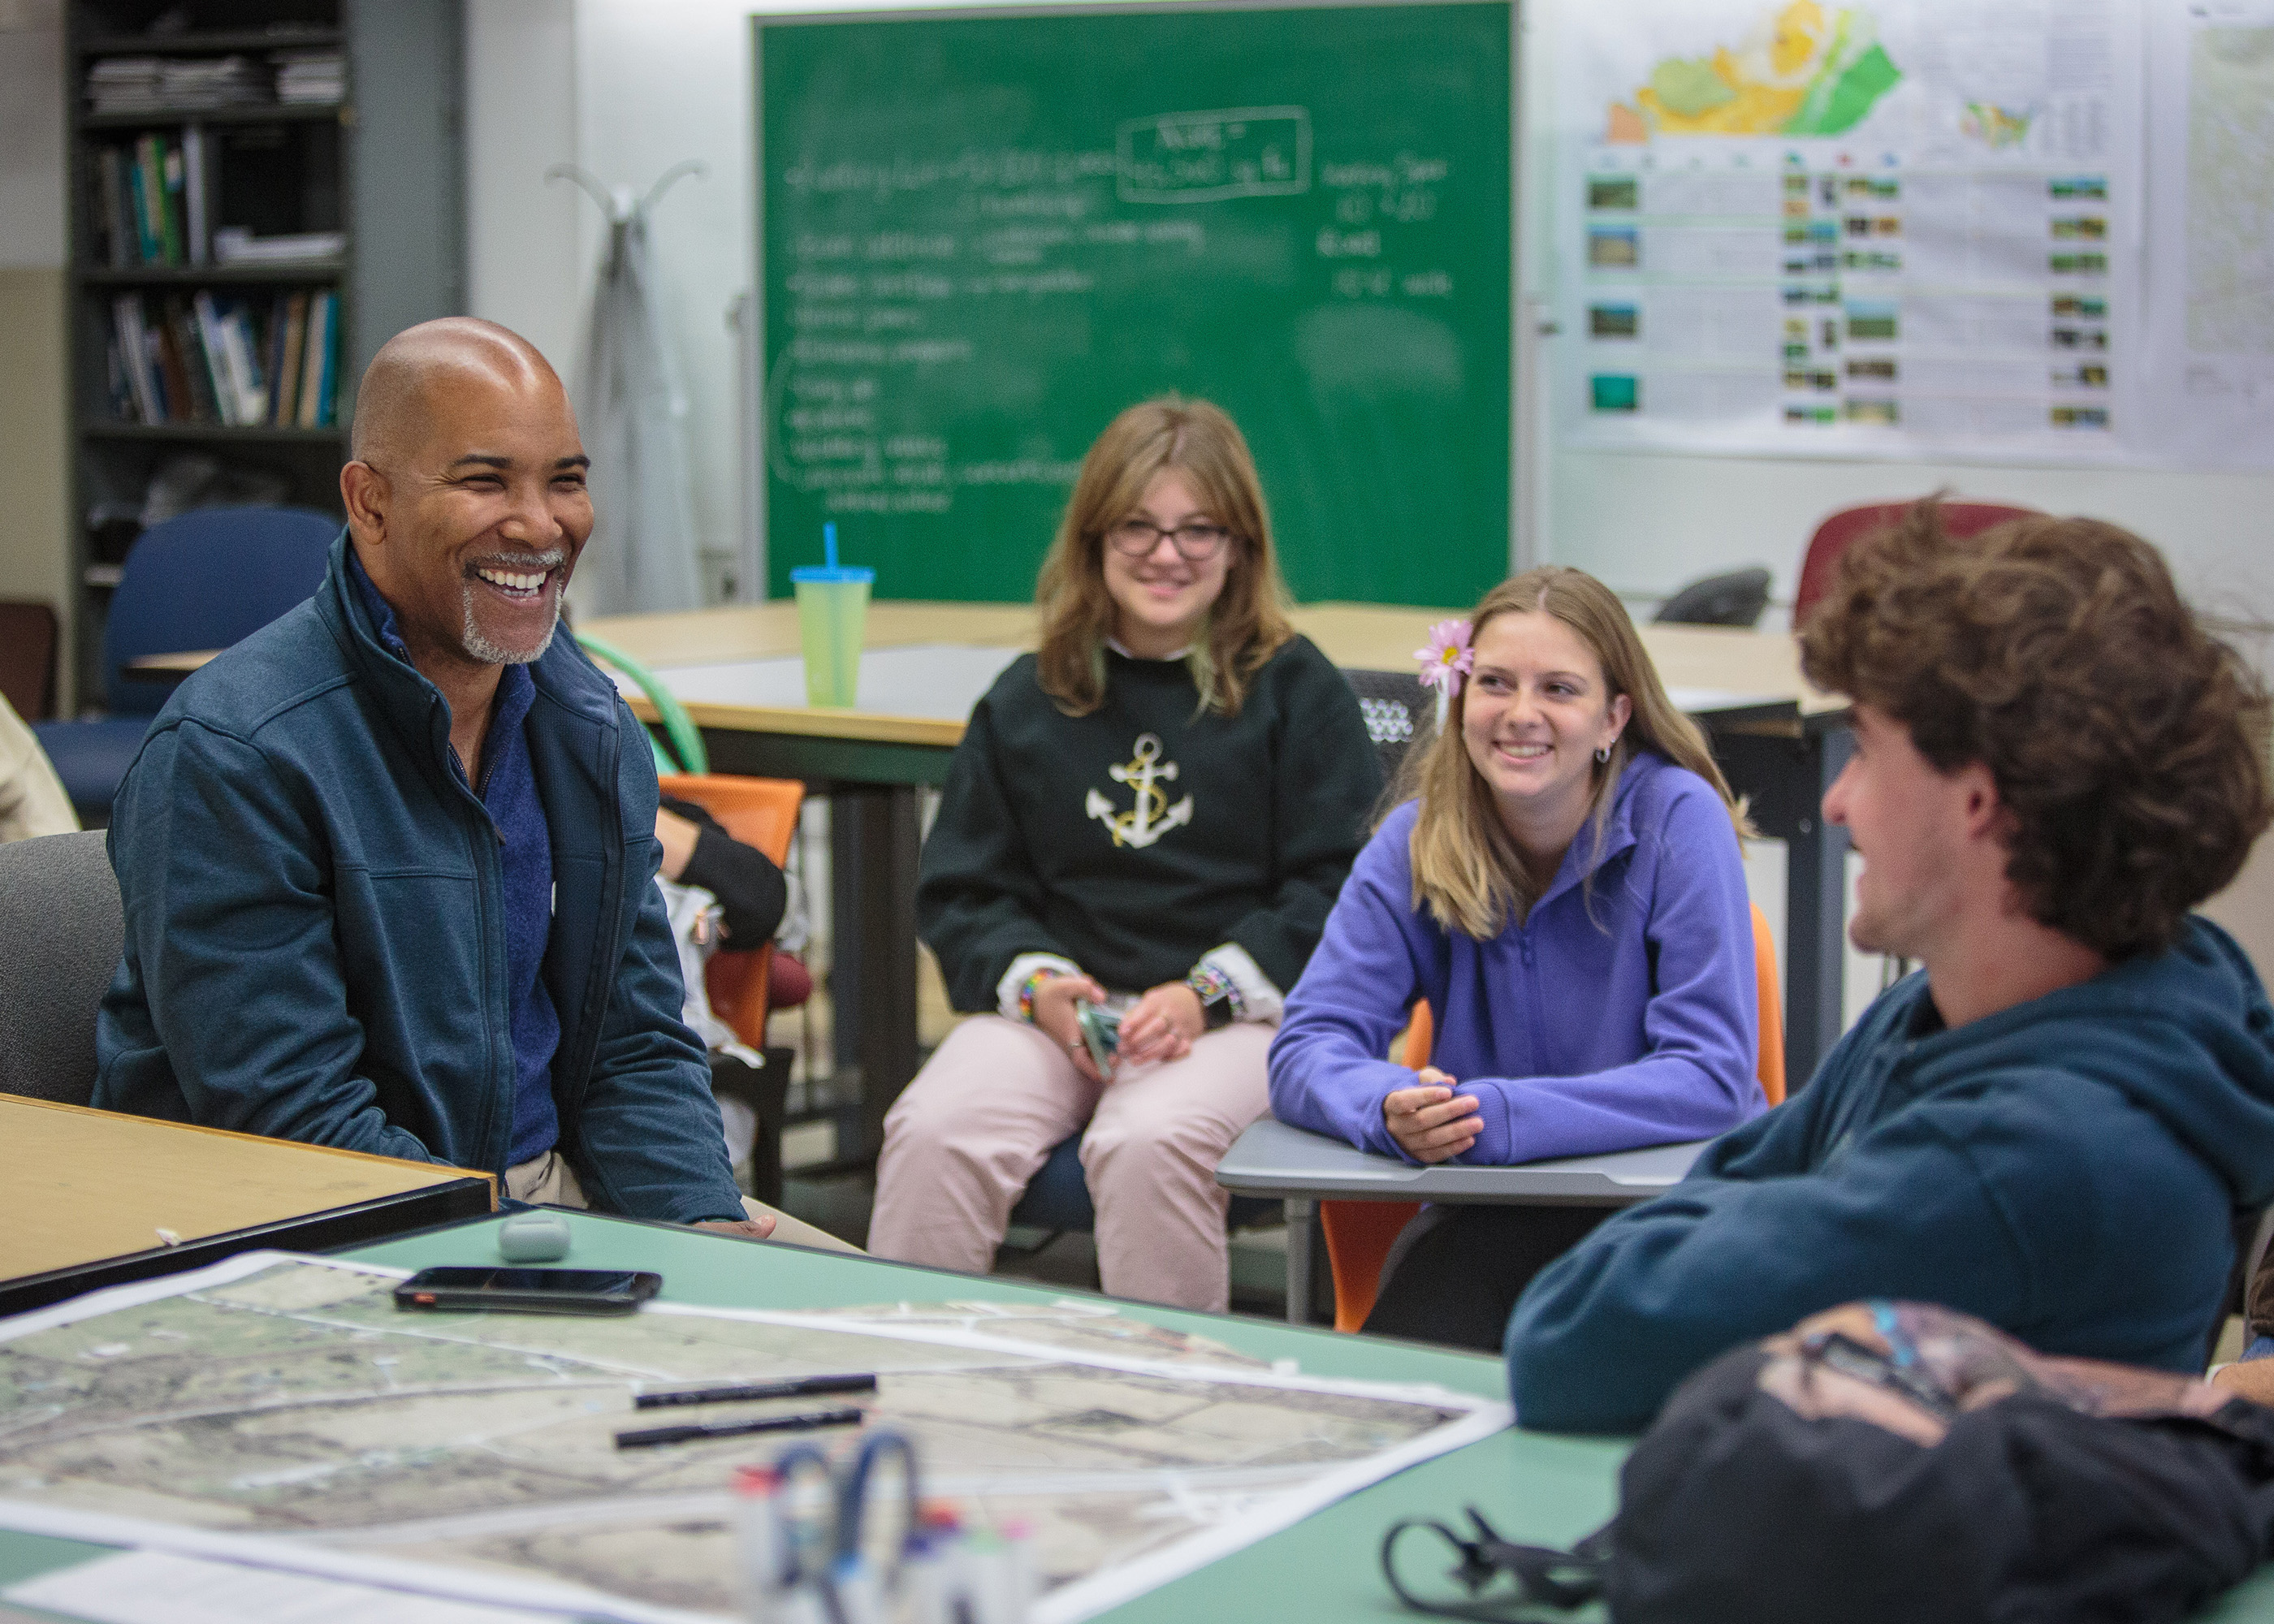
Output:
[1085,733,1195,850]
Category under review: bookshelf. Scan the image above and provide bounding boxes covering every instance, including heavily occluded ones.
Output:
[64,0,464,710]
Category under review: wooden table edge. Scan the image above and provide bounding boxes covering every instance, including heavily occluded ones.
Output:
[0,1175,495,1321]
[2,1095,498,1190]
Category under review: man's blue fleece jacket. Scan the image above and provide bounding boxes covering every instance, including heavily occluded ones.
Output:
[93,531,747,1224]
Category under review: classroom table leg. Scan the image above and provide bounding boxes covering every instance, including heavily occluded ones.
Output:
[1284,1198,1315,1325]
[1708,721,1852,1087]
[1782,726,1854,1087]
[828,783,923,1163]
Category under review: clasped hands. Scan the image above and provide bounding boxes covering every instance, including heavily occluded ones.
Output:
[1383,1066,1482,1164]
[1031,972,1204,1082]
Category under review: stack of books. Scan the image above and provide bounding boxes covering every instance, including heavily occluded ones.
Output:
[271,50,344,105]
[86,54,268,114]
[106,288,340,431]
[89,135,209,268]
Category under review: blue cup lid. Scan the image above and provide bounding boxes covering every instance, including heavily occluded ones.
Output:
[790,566,875,584]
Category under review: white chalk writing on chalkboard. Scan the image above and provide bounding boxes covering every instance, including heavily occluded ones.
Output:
[1117,108,1313,205]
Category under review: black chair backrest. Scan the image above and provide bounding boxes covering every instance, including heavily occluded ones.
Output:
[0,830,123,1106]
[1655,567,1773,628]
[1342,667,1436,784]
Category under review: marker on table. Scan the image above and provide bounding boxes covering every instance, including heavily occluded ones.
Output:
[635,1373,877,1410]
[615,1406,866,1449]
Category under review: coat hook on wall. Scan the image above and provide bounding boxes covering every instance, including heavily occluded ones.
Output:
[545,159,708,224]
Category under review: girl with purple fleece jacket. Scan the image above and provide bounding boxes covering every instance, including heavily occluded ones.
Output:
[1268,566,1762,1347]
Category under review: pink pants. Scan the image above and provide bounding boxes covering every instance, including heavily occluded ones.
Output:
[868,1015,1273,1313]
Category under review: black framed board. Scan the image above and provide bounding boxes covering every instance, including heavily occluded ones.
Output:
[755,2,1513,606]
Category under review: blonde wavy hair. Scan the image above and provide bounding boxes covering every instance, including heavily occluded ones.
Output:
[1035,396,1295,717]
[1402,567,1749,938]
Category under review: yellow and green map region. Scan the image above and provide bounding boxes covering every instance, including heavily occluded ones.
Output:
[1608,1,1903,142]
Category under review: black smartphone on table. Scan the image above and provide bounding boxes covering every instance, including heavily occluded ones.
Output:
[393,1266,663,1315]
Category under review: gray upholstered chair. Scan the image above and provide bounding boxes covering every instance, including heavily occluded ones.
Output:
[0,829,122,1105]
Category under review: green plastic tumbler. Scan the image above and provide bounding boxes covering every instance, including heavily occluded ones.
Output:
[789,564,873,707]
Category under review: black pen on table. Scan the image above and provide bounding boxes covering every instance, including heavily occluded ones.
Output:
[633,1373,878,1410]
[616,1406,867,1449]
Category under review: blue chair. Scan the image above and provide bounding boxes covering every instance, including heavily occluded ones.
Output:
[35,507,336,824]
[1009,1132,1278,1235]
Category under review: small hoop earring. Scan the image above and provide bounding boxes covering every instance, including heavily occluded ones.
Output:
[1595,743,1612,764]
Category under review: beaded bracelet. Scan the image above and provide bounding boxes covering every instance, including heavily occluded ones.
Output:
[1016,968,1058,1024]
[1184,961,1242,1021]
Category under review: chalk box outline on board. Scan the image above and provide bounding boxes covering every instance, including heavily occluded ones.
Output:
[1116,106,1313,205]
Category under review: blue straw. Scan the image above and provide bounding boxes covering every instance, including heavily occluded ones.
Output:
[824,523,839,570]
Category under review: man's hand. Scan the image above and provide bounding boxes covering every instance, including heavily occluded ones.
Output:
[1384,1065,1483,1164]
[694,1214,776,1241]
[1031,972,1109,1084]
[1117,982,1203,1069]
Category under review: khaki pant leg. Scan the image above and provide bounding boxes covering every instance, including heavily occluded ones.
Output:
[868,1015,1099,1276]
[1080,1022,1274,1314]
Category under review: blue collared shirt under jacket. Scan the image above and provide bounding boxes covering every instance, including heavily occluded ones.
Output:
[347,551,560,1168]
[1269,750,1763,1167]
[93,530,746,1224]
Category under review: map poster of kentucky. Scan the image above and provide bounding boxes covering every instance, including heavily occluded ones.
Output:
[1555,0,2149,464]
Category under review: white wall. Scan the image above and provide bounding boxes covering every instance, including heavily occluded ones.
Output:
[0,3,64,270]
[469,0,2274,633]
[0,2,73,708]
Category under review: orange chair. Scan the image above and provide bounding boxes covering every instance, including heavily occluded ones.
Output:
[1319,900,1786,1333]
[656,774,805,1048]
[1792,499,2039,628]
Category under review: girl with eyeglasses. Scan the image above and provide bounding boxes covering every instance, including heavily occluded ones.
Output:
[1268,567,1764,1350]
[868,396,1381,1312]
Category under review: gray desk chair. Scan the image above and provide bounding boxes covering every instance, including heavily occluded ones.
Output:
[0,831,122,1105]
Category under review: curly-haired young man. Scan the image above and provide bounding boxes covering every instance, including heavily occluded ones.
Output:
[1506,504,2274,1431]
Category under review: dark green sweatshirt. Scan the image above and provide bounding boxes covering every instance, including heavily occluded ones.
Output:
[917,635,1382,1008]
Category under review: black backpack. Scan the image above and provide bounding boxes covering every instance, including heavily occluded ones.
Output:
[1383,1302,2274,1624]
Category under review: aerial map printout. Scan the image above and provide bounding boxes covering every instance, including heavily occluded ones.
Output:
[0,1255,1506,1623]
[1559,0,2146,461]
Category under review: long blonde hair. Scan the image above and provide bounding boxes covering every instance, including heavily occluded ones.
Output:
[1034,396,1295,717]
[1403,566,1749,938]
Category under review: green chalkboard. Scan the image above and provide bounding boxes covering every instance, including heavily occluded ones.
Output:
[755,2,1512,607]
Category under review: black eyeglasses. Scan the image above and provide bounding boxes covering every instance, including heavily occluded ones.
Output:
[1105,519,1234,561]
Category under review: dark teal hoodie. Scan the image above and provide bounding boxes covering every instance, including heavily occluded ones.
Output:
[1507,918,2274,1432]
[93,532,747,1224]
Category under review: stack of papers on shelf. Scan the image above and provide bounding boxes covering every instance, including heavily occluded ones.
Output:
[84,56,162,110]
[272,50,344,105]
[88,54,269,112]
[213,227,344,265]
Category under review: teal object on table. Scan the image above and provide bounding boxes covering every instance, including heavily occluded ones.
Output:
[9,1214,2274,1622]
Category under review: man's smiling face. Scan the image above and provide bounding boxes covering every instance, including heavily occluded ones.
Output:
[353,353,593,672]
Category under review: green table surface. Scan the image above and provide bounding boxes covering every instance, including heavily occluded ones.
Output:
[6,1211,2274,1622]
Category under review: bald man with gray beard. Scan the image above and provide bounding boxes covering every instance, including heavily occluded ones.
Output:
[94,317,842,1248]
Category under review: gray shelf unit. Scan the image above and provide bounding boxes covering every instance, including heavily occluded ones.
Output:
[63,0,464,712]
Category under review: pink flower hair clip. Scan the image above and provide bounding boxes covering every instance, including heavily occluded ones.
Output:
[1415,618,1474,696]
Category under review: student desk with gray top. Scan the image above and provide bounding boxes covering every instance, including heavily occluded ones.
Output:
[1216,1118,1708,1325]
[6,1209,2271,1623]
